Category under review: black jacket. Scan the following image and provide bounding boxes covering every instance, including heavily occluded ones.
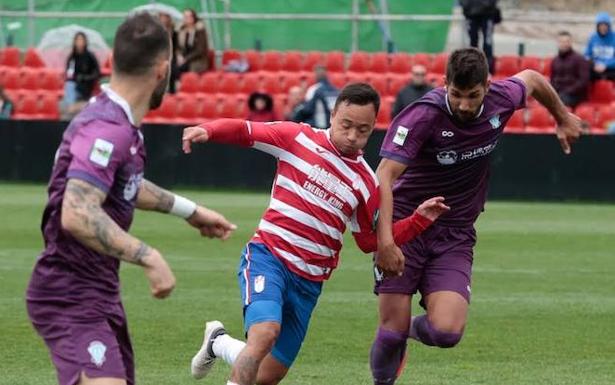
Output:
[391,84,433,119]
[66,50,100,100]
[459,0,498,19]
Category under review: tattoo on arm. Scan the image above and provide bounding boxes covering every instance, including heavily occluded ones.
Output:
[62,179,152,265]
[137,179,175,213]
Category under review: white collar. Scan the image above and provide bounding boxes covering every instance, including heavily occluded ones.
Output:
[445,93,484,119]
[101,84,136,126]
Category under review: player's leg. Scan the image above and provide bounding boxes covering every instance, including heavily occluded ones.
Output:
[78,372,126,385]
[230,321,281,384]
[370,293,412,385]
[467,18,480,48]
[409,291,468,348]
[255,268,323,385]
[409,225,474,348]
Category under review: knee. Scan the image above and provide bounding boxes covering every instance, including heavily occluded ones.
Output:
[247,323,280,355]
[430,328,463,348]
[414,316,464,348]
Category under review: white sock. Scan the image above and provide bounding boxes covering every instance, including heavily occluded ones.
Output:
[408,315,419,341]
[226,382,239,385]
[213,333,246,366]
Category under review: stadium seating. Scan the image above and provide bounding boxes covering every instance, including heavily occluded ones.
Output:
[495,55,520,77]
[176,97,200,123]
[519,56,542,72]
[503,110,525,133]
[369,52,389,73]
[412,53,432,67]
[389,53,411,74]
[1,47,21,67]
[525,106,555,133]
[23,48,46,68]
[429,53,448,75]
[244,50,262,71]
[325,51,345,73]
[200,97,217,119]
[388,74,410,97]
[596,104,615,130]
[179,72,200,93]
[222,49,242,66]
[239,72,261,95]
[262,73,281,95]
[13,94,38,119]
[38,92,60,120]
[282,51,303,72]
[218,73,241,94]
[303,51,325,71]
[199,71,220,94]
[348,51,370,73]
[588,80,614,104]
[262,51,283,72]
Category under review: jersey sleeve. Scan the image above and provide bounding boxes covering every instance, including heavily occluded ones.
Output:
[379,104,435,165]
[202,119,304,156]
[66,122,130,193]
[499,77,527,110]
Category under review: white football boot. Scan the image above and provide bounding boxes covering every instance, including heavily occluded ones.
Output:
[191,320,226,379]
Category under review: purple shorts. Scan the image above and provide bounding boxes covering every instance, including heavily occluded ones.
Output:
[374,224,476,307]
[27,300,134,385]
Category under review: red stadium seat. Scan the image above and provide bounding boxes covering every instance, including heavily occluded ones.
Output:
[240,72,261,95]
[282,51,303,72]
[200,97,217,119]
[1,47,20,67]
[329,72,347,89]
[176,97,200,122]
[588,80,614,104]
[348,51,370,73]
[273,94,287,119]
[376,97,394,129]
[302,51,325,72]
[199,72,220,94]
[495,55,520,77]
[388,75,410,96]
[282,72,302,92]
[3,69,21,90]
[346,72,367,85]
[219,96,240,118]
[101,55,112,77]
[325,51,345,72]
[179,72,200,93]
[429,53,448,75]
[542,57,553,77]
[40,70,62,91]
[262,50,283,72]
[23,48,45,68]
[368,76,388,97]
[596,104,615,130]
[218,73,241,94]
[519,56,542,72]
[262,73,281,95]
[427,73,445,87]
[526,106,555,133]
[504,110,525,133]
[13,94,38,119]
[244,50,262,71]
[21,69,41,90]
[152,95,178,122]
[574,103,597,128]
[38,93,60,120]
[389,53,412,74]
[411,53,432,68]
[222,49,241,66]
[369,52,389,73]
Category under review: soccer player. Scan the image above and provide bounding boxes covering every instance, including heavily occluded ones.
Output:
[183,83,450,385]
[369,48,583,385]
[26,13,236,385]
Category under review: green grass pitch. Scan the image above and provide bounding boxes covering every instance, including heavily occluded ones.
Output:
[1,184,614,385]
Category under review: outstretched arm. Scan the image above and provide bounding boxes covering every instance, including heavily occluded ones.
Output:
[137,178,237,240]
[62,178,175,298]
[513,70,582,154]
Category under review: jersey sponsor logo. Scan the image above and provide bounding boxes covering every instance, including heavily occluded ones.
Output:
[254,275,265,293]
[89,138,114,167]
[303,165,351,210]
[489,114,501,129]
[436,150,458,165]
[87,340,107,367]
[459,141,498,161]
[441,130,454,137]
[123,172,143,201]
[393,125,409,146]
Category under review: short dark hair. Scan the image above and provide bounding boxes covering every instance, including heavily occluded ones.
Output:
[334,83,380,114]
[113,13,170,76]
[446,48,489,89]
[558,30,571,37]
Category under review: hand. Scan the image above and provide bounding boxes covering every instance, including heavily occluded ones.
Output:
[182,126,209,154]
[556,112,582,155]
[416,196,450,221]
[141,249,176,299]
[375,242,405,277]
[594,63,606,73]
[187,205,237,240]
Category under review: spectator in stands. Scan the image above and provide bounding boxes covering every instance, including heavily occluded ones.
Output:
[391,64,433,118]
[0,85,13,119]
[585,12,615,81]
[303,65,339,129]
[459,0,500,73]
[551,31,590,108]
[247,92,277,122]
[177,8,210,75]
[62,32,100,117]
[159,12,179,93]
[284,85,307,121]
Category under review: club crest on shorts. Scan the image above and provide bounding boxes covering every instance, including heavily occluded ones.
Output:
[254,275,265,293]
[87,340,107,367]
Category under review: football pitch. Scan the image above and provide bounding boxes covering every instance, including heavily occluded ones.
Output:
[1,183,614,385]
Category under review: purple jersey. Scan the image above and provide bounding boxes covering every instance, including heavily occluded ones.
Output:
[380,78,526,226]
[27,86,146,309]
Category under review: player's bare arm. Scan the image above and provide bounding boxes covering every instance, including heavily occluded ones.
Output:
[513,69,583,154]
[62,178,175,298]
[375,158,409,276]
[137,178,237,240]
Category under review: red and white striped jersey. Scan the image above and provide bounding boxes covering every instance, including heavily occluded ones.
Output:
[202,119,380,281]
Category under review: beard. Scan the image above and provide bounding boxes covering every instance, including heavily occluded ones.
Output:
[149,72,170,110]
